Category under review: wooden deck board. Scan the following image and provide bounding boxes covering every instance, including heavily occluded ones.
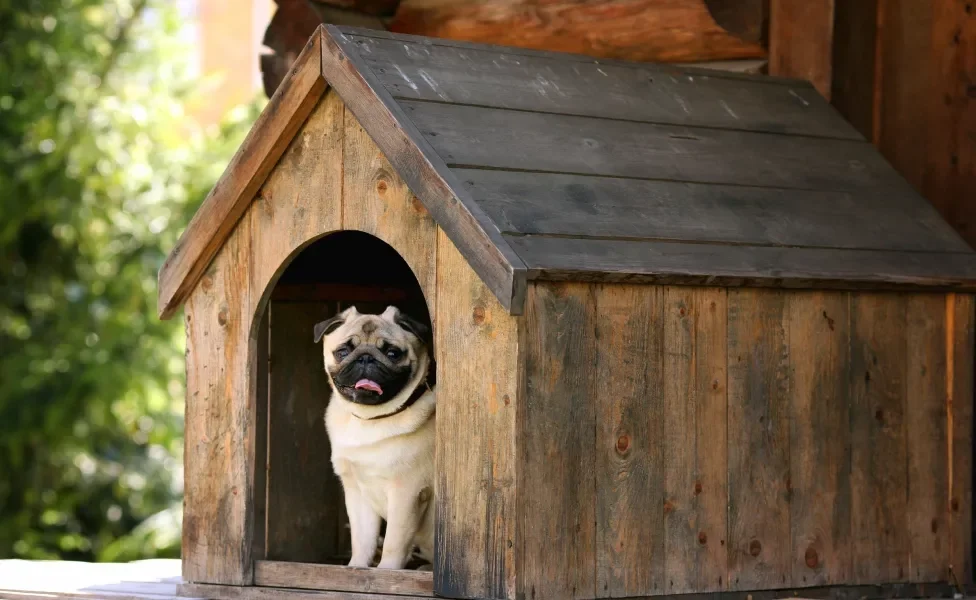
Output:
[1,559,974,600]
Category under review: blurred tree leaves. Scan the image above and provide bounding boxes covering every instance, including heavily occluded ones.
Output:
[0,0,261,560]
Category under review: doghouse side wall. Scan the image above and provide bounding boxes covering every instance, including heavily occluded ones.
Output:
[517,282,974,599]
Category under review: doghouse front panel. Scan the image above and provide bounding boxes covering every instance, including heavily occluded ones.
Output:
[518,283,973,599]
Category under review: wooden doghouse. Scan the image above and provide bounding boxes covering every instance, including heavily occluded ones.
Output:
[158,25,976,600]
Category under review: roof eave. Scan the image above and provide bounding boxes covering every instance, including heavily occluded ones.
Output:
[156,28,329,320]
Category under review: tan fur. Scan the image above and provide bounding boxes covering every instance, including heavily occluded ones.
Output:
[321,306,435,569]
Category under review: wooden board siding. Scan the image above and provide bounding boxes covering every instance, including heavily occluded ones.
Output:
[519,282,598,600]
[519,284,966,598]
[434,231,519,600]
[788,292,852,587]
[595,284,666,597]
[727,290,791,590]
[183,223,256,585]
[905,295,949,582]
[850,294,910,584]
[950,293,975,586]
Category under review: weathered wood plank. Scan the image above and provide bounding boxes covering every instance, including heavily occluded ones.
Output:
[459,169,968,253]
[265,302,347,563]
[850,293,909,584]
[338,26,804,86]
[594,284,665,597]
[950,293,975,586]
[322,27,528,315]
[519,282,597,600]
[788,292,852,587]
[434,230,518,600]
[506,236,976,293]
[158,32,326,320]
[349,35,857,140]
[182,220,254,585]
[905,294,949,582]
[829,0,880,140]
[178,579,967,600]
[254,561,433,596]
[249,90,345,305]
[343,108,438,321]
[253,308,270,560]
[384,0,766,65]
[727,289,791,590]
[768,0,836,99]
[181,581,432,600]
[694,288,729,592]
[402,101,905,194]
[663,287,700,594]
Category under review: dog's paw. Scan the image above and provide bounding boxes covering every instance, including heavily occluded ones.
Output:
[347,557,372,568]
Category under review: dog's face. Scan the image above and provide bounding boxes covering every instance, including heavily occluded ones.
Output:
[314,305,431,406]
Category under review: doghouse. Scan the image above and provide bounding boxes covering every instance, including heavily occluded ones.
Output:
[158,24,976,600]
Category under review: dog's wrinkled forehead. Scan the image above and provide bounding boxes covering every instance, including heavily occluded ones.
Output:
[314,305,429,350]
[336,313,410,347]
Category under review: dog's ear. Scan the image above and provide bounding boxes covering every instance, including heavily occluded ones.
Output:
[395,311,432,348]
[313,314,346,343]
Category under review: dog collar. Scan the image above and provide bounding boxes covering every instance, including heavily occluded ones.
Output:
[356,378,433,421]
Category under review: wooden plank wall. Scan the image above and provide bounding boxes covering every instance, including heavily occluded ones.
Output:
[770,2,976,583]
[518,283,973,598]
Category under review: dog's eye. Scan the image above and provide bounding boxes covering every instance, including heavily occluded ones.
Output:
[385,347,403,360]
[334,347,351,360]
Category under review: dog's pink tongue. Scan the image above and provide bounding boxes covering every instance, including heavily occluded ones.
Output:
[354,379,383,394]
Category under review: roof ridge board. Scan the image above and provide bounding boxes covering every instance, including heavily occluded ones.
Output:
[322,25,529,314]
[335,25,807,88]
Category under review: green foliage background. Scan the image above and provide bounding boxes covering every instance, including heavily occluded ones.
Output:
[0,0,261,560]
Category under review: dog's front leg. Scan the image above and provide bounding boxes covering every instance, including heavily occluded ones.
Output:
[376,486,431,569]
[342,478,381,568]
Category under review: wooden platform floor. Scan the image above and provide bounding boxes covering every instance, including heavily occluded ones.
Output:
[1,560,974,600]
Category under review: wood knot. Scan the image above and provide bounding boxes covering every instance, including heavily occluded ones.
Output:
[615,434,630,454]
[931,518,938,533]
[822,310,835,331]
[503,394,511,406]
[201,275,214,291]
[694,481,703,495]
[805,547,818,568]
[698,531,708,545]
[678,306,686,316]
[472,306,486,325]
[712,380,719,391]
[749,540,762,557]
[952,498,960,512]
[875,408,884,424]
[410,195,428,216]
[663,499,675,514]
[376,179,389,194]
[217,307,229,327]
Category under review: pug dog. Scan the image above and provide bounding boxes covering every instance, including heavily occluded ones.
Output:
[314,305,436,570]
